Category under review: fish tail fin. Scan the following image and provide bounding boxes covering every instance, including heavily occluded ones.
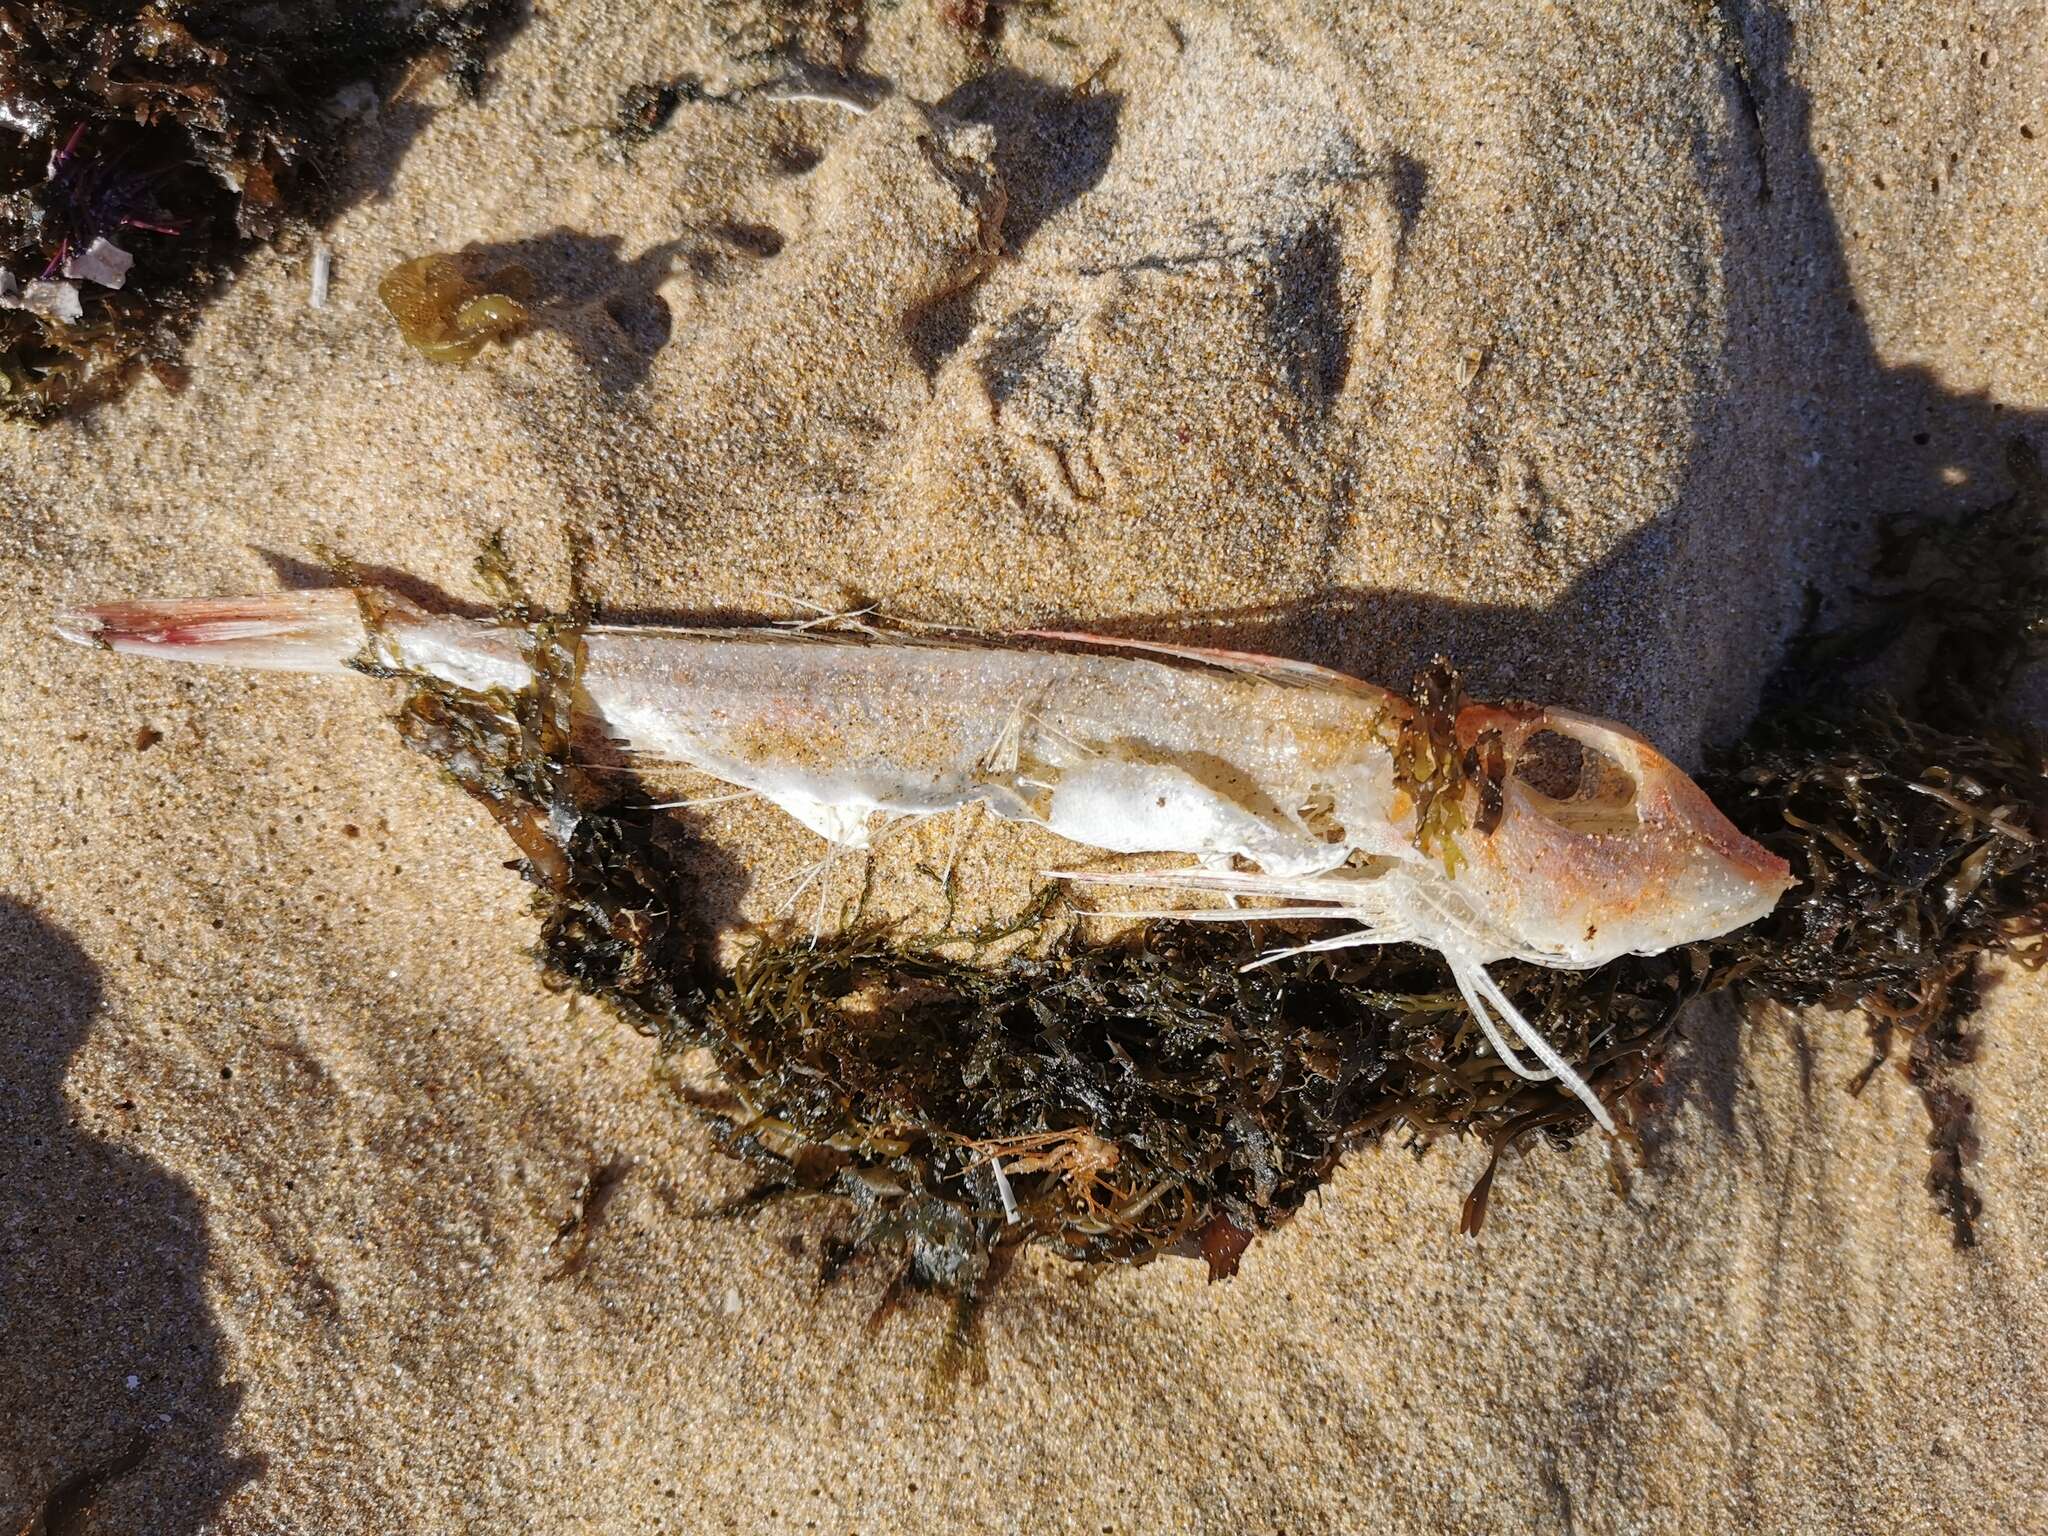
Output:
[54,591,371,675]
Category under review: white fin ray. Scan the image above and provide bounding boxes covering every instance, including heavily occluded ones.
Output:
[1447,957,1549,1081]
[1238,926,1414,971]
[1447,950,1616,1134]
[644,789,761,810]
[1073,905,1358,924]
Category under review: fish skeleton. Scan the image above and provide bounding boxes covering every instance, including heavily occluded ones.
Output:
[55,588,1795,1132]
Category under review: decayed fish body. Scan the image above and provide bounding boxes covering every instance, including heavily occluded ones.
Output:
[55,587,1795,1132]
[583,628,1413,877]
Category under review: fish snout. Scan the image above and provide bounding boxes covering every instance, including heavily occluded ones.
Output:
[1546,711,1793,899]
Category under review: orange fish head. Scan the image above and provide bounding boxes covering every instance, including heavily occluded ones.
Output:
[1448,703,1794,967]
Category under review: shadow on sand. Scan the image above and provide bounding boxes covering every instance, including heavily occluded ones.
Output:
[0,899,261,1530]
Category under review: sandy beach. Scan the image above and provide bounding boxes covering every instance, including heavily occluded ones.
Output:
[3,1,2044,1529]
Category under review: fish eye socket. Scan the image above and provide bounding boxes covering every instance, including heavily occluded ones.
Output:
[1512,729,1640,834]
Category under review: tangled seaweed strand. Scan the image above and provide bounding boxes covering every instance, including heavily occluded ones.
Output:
[378,443,2042,1327]
[0,0,520,418]
[1696,440,2048,1245]
[1705,706,2044,1244]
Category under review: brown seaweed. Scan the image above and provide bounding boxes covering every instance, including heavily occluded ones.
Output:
[378,251,531,364]
[1696,441,2048,1243]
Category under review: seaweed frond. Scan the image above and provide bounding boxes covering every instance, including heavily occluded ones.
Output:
[378,252,532,365]
[1394,658,1473,874]
[1700,706,2045,1244]
[1699,438,2047,1244]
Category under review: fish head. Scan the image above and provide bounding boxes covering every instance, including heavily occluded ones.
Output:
[1442,703,1794,967]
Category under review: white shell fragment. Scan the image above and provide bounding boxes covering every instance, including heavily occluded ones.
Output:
[0,271,84,324]
[25,281,82,323]
[62,236,135,289]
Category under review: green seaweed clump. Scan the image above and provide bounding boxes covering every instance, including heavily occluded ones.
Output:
[1390,658,1509,872]
[378,252,532,364]
[0,0,521,419]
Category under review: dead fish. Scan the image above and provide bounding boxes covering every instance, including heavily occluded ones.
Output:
[54,588,1794,1132]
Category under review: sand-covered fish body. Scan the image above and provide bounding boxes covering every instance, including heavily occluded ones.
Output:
[56,591,1411,873]
[581,625,1413,876]
[55,587,1796,1132]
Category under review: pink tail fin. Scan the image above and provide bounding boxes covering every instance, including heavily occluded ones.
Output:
[53,591,370,674]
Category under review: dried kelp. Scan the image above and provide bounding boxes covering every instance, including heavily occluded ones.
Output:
[708,928,1697,1263]
[375,441,2042,1317]
[1397,658,1509,868]
[0,0,521,419]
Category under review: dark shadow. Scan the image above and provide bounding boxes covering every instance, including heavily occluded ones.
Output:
[1015,4,2046,733]
[1491,2,2048,1479]
[455,227,696,395]
[1267,211,1351,408]
[1613,0,2048,1131]
[254,551,803,636]
[1640,994,1748,1156]
[1686,1,2048,596]
[1385,148,1429,248]
[309,0,535,212]
[975,304,1065,410]
[938,68,1122,252]
[256,549,498,618]
[311,95,437,212]
[908,69,1122,374]
[0,900,261,1531]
